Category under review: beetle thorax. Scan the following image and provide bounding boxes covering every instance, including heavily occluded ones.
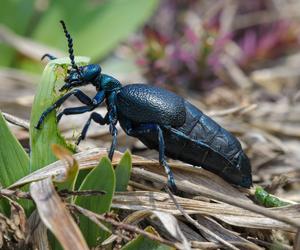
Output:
[100,74,122,92]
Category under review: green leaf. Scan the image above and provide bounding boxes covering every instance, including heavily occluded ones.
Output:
[115,150,132,192]
[0,112,30,214]
[122,226,174,250]
[75,157,115,246]
[32,0,159,61]
[255,186,290,207]
[30,57,90,172]
[0,112,29,187]
[0,0,35,66]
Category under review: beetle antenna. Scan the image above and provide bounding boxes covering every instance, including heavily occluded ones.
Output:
[60,20,79,71]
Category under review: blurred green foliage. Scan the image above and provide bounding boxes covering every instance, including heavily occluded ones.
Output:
[0,0,159,72]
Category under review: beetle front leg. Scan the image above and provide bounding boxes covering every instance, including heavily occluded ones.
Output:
[35,89,93,129]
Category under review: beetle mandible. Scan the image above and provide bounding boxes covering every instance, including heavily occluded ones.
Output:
[36,21,252,191]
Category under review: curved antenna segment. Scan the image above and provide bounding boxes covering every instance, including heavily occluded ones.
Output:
[60,20,78,71]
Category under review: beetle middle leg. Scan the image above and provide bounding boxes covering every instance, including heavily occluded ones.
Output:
[56,105,95,123]
[76,112,108,145]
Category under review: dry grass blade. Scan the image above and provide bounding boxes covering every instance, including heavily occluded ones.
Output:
[118,209,190,249]
[30,177,89,250]
[131,168,300,229]
[195,216,262,250]
[151,210,190,249]
[10,148,117,188]
[112,191,297,231]
[10,148,250,203]
[2,112,29,130]
[137,161,251,202]
[166,187,243,250]
[10,148,300,230]
[0,25,65,61]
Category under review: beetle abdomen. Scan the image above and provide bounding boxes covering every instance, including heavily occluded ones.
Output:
[173,101,252,187]
[128,100,252,188]
[116,84,186,127]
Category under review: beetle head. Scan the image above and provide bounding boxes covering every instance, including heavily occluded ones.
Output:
[60,64,102,91]
[59,20,102,91]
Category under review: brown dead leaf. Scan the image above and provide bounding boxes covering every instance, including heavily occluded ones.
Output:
[30,177,89,250]
[27,210,50,250]
[0,198,26,248]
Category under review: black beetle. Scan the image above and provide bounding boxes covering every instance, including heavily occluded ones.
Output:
[36,21,252,190]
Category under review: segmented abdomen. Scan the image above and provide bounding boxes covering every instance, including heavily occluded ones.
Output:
[178,101,241,163]
[164,101,252,188]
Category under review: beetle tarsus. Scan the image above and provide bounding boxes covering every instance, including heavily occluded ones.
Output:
[108,124,118,160]
[157,125,177,192]
[76,135,82,145]
[41,54,57,61]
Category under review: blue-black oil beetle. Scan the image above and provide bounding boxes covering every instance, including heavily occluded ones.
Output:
[36,21,252,191]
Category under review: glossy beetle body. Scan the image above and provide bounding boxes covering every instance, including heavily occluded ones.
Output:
[116,84,252,188]
[36,21,252,190]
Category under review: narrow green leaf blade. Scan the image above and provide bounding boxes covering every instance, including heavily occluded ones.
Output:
[115,150,132,192]
[30,57,90,172]
[0,112,29,187]
[122,226,174,250]
[75,157,115,246]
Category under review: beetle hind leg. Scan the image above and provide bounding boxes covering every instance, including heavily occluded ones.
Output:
[123,121,177,192]
[57,105,94,123]
[108,124,118,160]
[157,126,177,193]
